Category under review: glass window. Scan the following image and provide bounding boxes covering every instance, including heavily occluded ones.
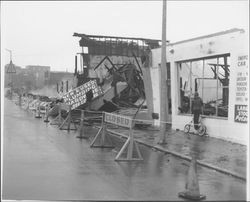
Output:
[178,54,230,118]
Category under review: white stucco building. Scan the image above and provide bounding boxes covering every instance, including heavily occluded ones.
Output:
[149,28,248,144]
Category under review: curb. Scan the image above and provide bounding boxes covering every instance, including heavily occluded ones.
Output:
[95,126,246,182]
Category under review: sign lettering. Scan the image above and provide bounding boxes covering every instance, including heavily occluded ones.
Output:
[234,105,248,123]
[104,112,132,128]
[62,80,103,109]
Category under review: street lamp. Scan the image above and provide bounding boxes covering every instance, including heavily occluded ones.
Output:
[5,49,16,99]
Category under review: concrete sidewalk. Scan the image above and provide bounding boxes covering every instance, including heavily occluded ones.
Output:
[104,124,247,180]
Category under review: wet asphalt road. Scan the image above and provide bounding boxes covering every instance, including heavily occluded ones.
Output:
[2,99,246,201]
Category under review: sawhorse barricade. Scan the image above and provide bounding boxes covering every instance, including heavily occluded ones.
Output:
[90,112,115,148]
[35,100,42,118]
[91,112,143,161]
[44,104,50,123]
[59,104,77,131]
[50,103,64,126]
[50,103,76,130]
[76,110,103,139]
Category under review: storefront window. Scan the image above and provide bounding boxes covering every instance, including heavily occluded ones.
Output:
[178,54,230,118]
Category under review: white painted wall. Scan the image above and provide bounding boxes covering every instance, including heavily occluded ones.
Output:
[150,29,248,144]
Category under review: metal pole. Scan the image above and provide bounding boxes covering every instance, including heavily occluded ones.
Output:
[216,58,219,116]
[6,49,14,99]
[159,0,168,144]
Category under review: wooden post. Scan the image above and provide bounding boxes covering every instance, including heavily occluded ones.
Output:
[77,110,88,139]
[50,103,64,126]
[67,105,72,130]
[44,104,50,122]
[18,94,22,106]
[35,101,42,118]
[26,98,30,111]
[158,0,168,144]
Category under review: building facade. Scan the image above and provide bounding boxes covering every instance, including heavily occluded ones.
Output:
[25,65,51,88]
[149,28,248,144]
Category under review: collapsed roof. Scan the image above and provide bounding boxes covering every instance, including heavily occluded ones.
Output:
[73,33,165,57]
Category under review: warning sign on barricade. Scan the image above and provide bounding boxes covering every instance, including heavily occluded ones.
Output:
[91,112,143,161]
[62,80,103,110]
[104,112,132,129]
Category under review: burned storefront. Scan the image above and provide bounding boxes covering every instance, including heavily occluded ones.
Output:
[70,33,161,116]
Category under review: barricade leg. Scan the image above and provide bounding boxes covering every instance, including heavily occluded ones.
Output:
[59,105,77,130]
[90,121,115,148]
[44,105,50,122]
[50,104,64,126]
[115,128,143,161]
[25,99,31,111]
[18,95,22,106]
[35,101,42,118]
[77,110,88,139]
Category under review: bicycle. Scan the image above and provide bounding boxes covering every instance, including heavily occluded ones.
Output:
[184,116,207,136]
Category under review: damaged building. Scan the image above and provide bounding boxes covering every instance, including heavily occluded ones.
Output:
[71,33,163,116]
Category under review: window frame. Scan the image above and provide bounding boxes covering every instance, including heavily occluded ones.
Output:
[177,53,230,119]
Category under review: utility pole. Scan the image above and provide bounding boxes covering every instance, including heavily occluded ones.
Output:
[158,0,168,144]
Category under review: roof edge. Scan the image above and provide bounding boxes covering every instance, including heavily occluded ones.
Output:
[168,28,245,46]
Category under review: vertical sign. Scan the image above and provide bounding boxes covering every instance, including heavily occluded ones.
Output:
[235,55,248,123]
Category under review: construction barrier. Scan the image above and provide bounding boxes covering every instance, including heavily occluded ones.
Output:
[44,105,50,123]
[178,155,206,200]
[18,95,22,106]
[59,104,77,131]
[35,101,42,118]
[90,112,115,148]
[50,103,64,126]
[106,113,143,161]
[29,100,39,111]
[90,112,143,161]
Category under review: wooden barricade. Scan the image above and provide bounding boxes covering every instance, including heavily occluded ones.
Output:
[90,112,115,148]
[44,104,50,123]
[103,113,143,161]
[18,95,22,106]
[35,101,42,118]
[90,112,143,161]
[50,103,64,126]
[59,104,77,130]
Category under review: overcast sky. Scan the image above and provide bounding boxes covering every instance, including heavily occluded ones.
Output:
[1,0,249,72]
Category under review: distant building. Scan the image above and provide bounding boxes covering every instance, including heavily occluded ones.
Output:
[25,65,51,88]
[49,71,75,94]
